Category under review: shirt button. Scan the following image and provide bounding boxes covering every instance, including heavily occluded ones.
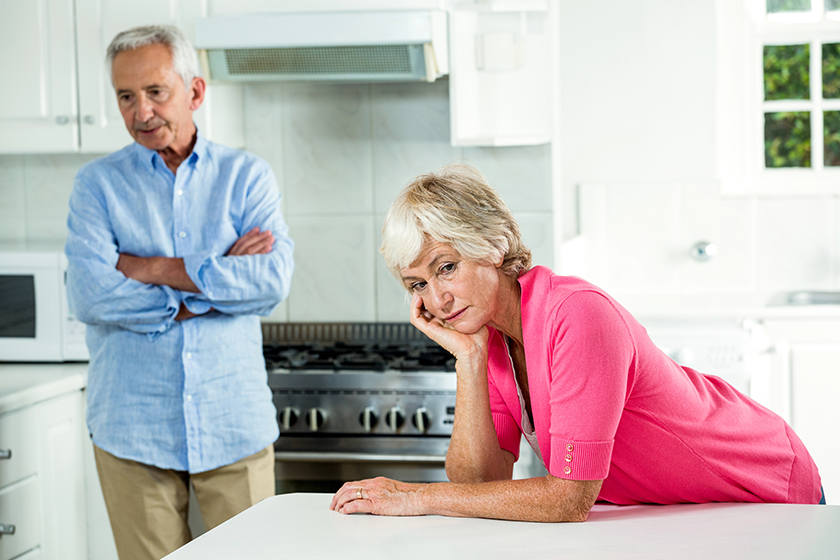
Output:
[565,454,572,462]
[185,394,193,402]
[185,352,192,360]
[179,231,187,238]
[176,189,184,196]
[566,444,574,452]
[564,466,572,475]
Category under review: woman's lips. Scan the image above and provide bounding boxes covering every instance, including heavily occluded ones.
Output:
[445,308,467,322]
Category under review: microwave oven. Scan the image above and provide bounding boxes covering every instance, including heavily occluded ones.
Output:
[0,244,88,362]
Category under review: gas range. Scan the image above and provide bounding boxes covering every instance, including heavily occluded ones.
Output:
[263,323,457,487]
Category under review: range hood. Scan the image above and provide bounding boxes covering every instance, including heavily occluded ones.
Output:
[194,10,448,83]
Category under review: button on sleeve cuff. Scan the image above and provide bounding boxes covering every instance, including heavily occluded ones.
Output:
[549,438,613,480]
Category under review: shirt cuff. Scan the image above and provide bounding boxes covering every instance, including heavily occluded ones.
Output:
[182,294,213,315]
[182,250,215,295]
[549,438,613,480]
[146,286,182,341]
[492,412,522,461]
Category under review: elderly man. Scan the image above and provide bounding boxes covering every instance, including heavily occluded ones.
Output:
[65,25,294,560]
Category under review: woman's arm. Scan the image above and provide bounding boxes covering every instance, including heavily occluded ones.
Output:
[408,295,511,482]
[330,475,603,523]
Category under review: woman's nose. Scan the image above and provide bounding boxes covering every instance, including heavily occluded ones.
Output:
[428,282,452,312]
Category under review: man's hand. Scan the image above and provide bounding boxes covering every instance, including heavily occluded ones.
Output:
[175,303,200,321]
[226,227,275,256]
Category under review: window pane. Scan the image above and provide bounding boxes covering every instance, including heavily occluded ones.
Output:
[823,43,840,98]
[767,0,811,12]
[825,111,840,166]
[764,111,811,168]
[764,44,810,100]
[827,0,840,10]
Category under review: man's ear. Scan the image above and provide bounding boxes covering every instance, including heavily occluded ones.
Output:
[188,77,206,111]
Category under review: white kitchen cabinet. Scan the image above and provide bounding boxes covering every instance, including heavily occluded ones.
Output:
[448,2,552,147]
[0,0,243,154]
[759,319,840,505]
[0,0,80,153]
[0,390,87,560]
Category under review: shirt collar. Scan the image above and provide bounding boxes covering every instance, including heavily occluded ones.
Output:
[133,124,206,173]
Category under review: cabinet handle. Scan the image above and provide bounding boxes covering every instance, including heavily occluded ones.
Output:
[84,115,96,125]
[0,524,15,536]
[0,449,10,459]
[56,116,69,125]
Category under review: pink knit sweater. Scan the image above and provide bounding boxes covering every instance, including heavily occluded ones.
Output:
[487,267,822,504]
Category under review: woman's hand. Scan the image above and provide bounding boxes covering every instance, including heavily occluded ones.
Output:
[409,294,489,364]
[330,477,427,517]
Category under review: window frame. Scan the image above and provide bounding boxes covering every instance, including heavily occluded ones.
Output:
[718,0,840,196]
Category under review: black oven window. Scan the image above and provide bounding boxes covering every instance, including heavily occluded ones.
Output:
[0,275,36,338]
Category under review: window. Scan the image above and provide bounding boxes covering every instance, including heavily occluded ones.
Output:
[717,0,840,195]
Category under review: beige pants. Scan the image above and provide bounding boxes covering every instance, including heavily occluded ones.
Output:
[94,444,275,560]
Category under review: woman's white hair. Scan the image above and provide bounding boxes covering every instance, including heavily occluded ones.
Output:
[106,25,200,86]
[381,163,531,285]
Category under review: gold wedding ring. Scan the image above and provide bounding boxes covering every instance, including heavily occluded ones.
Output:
[356,488,363,500]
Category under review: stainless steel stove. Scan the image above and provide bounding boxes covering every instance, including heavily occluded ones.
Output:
[263,323,457,493]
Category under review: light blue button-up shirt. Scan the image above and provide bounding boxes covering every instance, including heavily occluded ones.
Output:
[65,133,294,473]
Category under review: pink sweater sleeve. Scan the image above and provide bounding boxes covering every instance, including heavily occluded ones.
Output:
[545,291,635,480]
[487,363,522,460]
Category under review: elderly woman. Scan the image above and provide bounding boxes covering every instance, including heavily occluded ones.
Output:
[329,163,824,522]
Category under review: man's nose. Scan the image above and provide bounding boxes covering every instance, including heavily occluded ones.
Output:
[136,95,154,122]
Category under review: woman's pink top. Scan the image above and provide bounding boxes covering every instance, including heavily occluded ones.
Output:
[488,266,822,504]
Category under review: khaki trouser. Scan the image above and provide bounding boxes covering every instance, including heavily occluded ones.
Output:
[93,444,275,560]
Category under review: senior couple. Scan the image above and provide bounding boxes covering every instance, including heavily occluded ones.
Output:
[68,23,824,560]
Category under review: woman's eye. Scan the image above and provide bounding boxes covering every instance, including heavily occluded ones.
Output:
[440,263,455,274]
[410,282,427,292]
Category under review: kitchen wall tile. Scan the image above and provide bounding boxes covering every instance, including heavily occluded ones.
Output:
[679,184,755,292]
[756,198,833,292]
[371,80,461,213]
[284,84,373,216]
[0,157,26,240]
[462,145,552,213]
[24,154,95,225]
[374,213,411,322]
[243,85,287,204]
[514,212,555,270]
[286,215,376,322]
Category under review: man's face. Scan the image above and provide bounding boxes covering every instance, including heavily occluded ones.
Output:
[112,43,201,152]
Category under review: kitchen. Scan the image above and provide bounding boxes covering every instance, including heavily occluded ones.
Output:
[1,0,839,558]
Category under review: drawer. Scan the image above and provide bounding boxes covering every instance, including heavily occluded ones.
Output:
[0,407,37,487]
[0,477,41,560]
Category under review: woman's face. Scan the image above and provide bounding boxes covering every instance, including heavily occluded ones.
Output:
[400,241,503,334]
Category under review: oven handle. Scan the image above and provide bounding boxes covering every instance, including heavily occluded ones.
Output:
[274,451,446,463]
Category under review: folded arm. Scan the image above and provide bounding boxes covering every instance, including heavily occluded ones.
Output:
[65,180,181,334]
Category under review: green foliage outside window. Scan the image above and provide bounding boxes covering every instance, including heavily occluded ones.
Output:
[827,0,840,10]
[824,43,840,99]
[825,111,840,166]
[767,0,811,12]
[765,112,811,167]
[764,44,810,100]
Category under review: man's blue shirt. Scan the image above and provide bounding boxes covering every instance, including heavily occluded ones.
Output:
[65,133,294,473]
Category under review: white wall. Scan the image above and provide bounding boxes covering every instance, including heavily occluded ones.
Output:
[557,0,840,298]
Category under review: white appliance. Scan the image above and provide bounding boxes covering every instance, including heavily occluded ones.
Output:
[0,245,88,362]
[194,10,448,83]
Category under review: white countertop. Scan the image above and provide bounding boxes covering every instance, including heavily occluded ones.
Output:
[615,293,840,321]
[0,363,87,415]
[163,493,840,560]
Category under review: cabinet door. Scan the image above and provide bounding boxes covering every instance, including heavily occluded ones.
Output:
[75,0,205,153]
[36,392,87,560]
[0,0,78,153]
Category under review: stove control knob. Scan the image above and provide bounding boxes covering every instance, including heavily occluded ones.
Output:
[359,407,379,433]
[306,408,327,431]
[280,407,299,431]
[386,406,406,432]
[412,407,432,433]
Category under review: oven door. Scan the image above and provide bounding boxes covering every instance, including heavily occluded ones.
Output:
[274,436,449,493]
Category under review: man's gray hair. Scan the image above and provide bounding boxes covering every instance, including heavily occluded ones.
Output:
[106,25,200,86]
